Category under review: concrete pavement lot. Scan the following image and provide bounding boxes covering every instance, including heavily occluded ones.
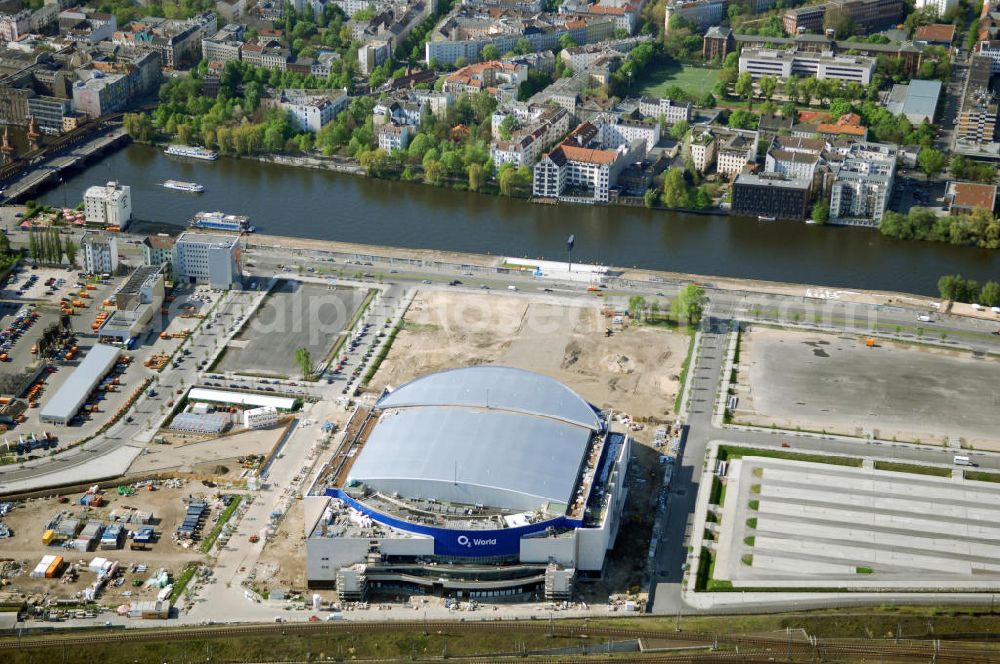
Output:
[215,280,369,379]
[715,456,1000,590]
[737,326,1000,447]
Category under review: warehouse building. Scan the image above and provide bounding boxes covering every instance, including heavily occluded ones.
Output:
[305,366,631,599]
[39,344,120,425]
[187,388,295,411]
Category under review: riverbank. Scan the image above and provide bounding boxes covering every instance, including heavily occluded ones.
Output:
[246,231,943,310]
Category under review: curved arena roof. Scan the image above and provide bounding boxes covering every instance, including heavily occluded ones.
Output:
[375,366,603,431]
[347,367,603,512]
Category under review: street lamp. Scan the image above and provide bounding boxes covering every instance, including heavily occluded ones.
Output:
[566,234,575,273]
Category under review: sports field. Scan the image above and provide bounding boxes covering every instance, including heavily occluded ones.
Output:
[637,61,720,99]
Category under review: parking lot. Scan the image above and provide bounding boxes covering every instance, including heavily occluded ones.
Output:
[888,175,947,215]
[735,326,1000,447]
[715,456,1000,591]
[214,280,370,379]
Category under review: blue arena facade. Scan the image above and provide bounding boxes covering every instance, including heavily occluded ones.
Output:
[305,367,632,598]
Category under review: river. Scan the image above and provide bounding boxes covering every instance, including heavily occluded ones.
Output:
[37,143,1000,295]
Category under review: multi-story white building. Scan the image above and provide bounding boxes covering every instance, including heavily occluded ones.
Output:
[490,106,570,167]
[175,232,241,289]
[599,115,659,157]
[377,122,415,152]
[716,129,759,178]
[637,96,691,124]
[828,142,897,227]
[915,0,957,16]
[688,130,716,173]
[739,47,876,84]
[244,405,278,429]
[272,89,348,132]
[764,135,825,182]
[358,40,391,76]
[80,231,119,275]
[83,181,132,230]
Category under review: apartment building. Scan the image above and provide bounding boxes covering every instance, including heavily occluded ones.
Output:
[425,8,614,66]
[270,89,348,132]
[175,232,242,289]
[83,181,132,230]
[828,142,897,227]
[142,234,177,279]
[600,115,659,157]
[637,96,691,123]
[490,106,570,167]
[688,130,716,173]
[377,122,416,152]
[533,121,642,203]
[763,135,826,183]
[739,47,876,84]
[714,129,759,178]
[443,61,527,101]
[358,40,391,75]
[80,231,119,275]
[0,10,31,42]
[201,23,245,63]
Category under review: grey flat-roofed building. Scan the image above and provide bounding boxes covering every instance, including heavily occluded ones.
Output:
[885,79,941,124]
[176,232,241,289]
[375,365,602,430]
[732,172,811,220]
[39,344,119,425]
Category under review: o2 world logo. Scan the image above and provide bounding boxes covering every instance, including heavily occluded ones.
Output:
[457,535,497,548]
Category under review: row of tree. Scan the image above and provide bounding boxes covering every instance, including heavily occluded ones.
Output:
[938,274,1000,307]
[880,208,1000,249]
[27,226,77,266]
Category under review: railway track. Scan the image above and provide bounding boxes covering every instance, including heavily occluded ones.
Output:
[2,618,1000,662]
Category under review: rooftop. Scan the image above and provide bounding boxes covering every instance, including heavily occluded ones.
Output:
[39,344,119,422]
[947,181,997,210]
[735,172,811,189]
[914,23,955,43]
[339,367,606,516]
[176,231,240,247]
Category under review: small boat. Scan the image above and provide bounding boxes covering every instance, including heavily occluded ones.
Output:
[163,180,205,193]
[757,215,776,222]
[805,219,819,225]
[190,211,254,233]
[165,145,218,160]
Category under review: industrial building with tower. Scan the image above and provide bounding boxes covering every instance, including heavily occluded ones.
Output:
[305,366,631,600]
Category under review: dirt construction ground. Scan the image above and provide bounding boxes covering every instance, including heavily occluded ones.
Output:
[735,326,1000,449]
[0,482,216,604]
[369,290,690,437]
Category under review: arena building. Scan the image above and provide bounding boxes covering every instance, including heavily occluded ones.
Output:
[304,366,631,600]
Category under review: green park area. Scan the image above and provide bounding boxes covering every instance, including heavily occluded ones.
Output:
[636,60,719,99]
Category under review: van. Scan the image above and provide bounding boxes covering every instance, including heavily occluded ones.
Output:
[507,285,517,291]
[917,315,933,322]
[954,455,974,466]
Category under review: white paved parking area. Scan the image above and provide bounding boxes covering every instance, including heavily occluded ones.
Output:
[715,457,1000,590]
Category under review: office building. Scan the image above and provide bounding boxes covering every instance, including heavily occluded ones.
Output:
[739,47,876,84]
[732,172,812,220]
[945,181,997,214]
[637,96,692,123]
[175,232,241,289]
[956,56,998,144]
